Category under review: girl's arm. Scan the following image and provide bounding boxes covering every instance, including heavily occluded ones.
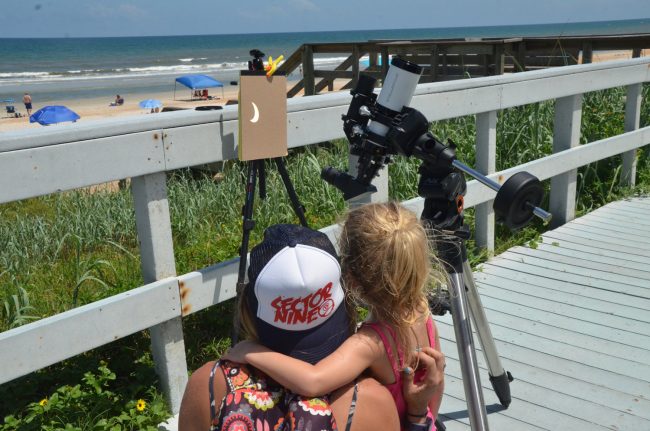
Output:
[224,330,383,397]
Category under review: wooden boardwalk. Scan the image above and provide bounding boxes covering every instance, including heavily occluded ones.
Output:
[437,197,650,430]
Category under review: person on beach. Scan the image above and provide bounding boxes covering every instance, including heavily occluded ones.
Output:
[179,223,443,431]
[225,202,447,430]
[109,95,124,106]
[23,93,32,116]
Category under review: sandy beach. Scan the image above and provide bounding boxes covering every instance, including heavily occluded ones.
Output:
[0,86,243,133]
[1,49,647,134]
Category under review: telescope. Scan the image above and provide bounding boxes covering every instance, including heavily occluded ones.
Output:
[322,57,555,430]
[321,57,551,229]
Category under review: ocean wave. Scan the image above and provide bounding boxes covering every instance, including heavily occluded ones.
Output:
[0,71,52,79]
[179,57,208,62]
[0,54,355,85]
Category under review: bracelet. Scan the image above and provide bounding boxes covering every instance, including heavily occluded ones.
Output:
[406,411,428,418]
[407,416,433,431]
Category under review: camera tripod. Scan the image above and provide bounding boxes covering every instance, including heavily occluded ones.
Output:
[233,157,308,342]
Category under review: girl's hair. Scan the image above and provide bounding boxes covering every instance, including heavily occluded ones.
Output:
[237,290,258,341]
[339,201,445,367]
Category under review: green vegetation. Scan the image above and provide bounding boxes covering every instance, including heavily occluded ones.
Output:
[1,84,649,428]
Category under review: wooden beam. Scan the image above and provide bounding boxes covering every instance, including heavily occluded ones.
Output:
[302,45,315,96]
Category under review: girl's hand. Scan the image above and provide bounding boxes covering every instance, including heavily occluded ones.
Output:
[223,340,269,363]
[402,346,445,417]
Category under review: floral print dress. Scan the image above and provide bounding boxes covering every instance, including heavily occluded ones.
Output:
[210,360,338,431]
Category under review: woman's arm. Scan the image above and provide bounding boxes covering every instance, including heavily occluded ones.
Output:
[179,361,224,430]
[402,346,445,426]
[224,330,383,397]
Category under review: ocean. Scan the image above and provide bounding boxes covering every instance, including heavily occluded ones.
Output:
[1,18,649,104]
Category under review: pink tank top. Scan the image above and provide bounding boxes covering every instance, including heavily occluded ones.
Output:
[364,316,437,431]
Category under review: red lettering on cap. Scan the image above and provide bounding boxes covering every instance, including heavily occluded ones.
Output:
[271,282,335,325]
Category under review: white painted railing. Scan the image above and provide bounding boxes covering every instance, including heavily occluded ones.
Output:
[1,58,648,414]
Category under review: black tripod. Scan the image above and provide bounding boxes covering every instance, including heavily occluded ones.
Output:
[233,157,308,342]
[418,153,515,430]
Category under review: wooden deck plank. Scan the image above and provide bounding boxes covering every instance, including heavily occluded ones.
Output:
[476,292,650,350]
[534,240,650,273]
[558,223,650,247]
[476,270,650,323]
[543,230,650,259]
[567,216,649,236]
[508,244,650,280]
[475,263,650,309]
[497,250,650,288]
[587,206,650,226]
[582,207,650,227]
[438,319,650,398]
[466,295,650,362]
[483,256,650,300]
[438,322,650,420]
[477,282,650,337]
[550,225,650,254]
[435,198,650,430]
[444,359,649,430]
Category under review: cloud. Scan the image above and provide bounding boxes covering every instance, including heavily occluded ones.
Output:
[117,4,148,20]
[288,0,319,12]
[86,2,147,21]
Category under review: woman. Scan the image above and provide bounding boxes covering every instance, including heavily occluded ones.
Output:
[179,224,443,431]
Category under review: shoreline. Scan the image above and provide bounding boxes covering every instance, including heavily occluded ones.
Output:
[1,49,647,134]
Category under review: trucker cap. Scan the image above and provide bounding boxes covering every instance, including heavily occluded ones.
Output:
[246,224,350,364]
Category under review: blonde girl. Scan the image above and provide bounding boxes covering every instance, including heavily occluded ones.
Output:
[225,202,446,430]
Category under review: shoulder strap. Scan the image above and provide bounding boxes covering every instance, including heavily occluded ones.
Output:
[364,322,403,377]
[208,361,222,424]
[344,381,359,431]
[425,314,436,348]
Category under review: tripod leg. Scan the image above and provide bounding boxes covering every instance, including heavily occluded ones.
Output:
[448,271,490,431]
[273,157,309,228]
[462,260,513,408]
[233,161,258,343]
[258,160,267,200]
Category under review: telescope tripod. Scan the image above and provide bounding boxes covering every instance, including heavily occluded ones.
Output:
[233,157,308,342]
[421,161,513,431]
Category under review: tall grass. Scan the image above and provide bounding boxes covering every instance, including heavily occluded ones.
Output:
[1,84,649,423]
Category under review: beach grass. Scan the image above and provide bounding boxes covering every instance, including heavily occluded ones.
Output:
[0,83,649,426]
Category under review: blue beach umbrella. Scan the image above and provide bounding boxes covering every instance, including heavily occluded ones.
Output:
[29,105,80,126]
[139,99,162,109]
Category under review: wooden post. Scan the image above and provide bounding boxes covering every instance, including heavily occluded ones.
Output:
[516,41,526,72]
[302,45,315,96]
[441,47,448,78]
[582,42,593,64]
[131,172,187,414]
[369,51,378,68]
[430,45,439,82]
[620,83,642,187]
[549,95,583,227]
[475,111,497,255]
[381,47,389,83]
[352,45,360,90]
[494,45,505,75]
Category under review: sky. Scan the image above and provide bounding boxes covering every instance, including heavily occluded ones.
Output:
[1,0,649,38]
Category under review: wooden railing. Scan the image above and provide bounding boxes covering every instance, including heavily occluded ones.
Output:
[277,34,650,97]
[0,58,648,416]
